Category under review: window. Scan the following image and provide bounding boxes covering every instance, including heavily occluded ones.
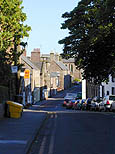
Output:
[71,64,73,73]
[107,91,109,95]
[112,87,115,95]
[112,75,115,82]
[69,64,70,70]
[102,86,105,98]
[56,77,59,87]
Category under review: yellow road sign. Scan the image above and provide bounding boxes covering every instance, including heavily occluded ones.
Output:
[24,69,30,79]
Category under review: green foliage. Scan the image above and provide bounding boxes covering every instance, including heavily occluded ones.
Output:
[0,0,31,74]
[59,0,115,83]
[73,78,81,82]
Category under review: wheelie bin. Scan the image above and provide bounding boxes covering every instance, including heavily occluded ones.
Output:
[6,101,23,118]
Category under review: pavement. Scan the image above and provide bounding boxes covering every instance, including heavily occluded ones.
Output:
[0,101,48,154]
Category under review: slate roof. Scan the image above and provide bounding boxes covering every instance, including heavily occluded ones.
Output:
[62,58,75,63]
[41,54,50,58]
[55,60,68,71]
[21,55,39,70]
[50,72,60,77]
[32,62,43,72]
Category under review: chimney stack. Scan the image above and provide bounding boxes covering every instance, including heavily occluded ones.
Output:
[31,48,40,62]
[55,53,59,61]
[50,52,54,61]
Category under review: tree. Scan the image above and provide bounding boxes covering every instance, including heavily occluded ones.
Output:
[0,0,31,85]
[59,0,115,83]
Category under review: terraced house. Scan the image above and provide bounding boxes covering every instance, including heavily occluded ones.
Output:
[20,48,82,104]
[31,49,71,99]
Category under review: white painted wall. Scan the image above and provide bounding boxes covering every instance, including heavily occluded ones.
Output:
[82,79,86,99]
[100,75,115,97]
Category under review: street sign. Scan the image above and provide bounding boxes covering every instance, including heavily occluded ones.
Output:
[11,66,18,73]
[24,69,30,79]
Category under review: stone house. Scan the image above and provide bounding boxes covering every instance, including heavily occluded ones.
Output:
[30,49,71,99]
[62,58,82,82]
[21,55,41,104]
[41,52,71,91]
[50,72,60,95]
[49,58,71,91]
[31,48,49,99]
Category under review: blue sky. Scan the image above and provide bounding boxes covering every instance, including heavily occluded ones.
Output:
[22,0,80,56]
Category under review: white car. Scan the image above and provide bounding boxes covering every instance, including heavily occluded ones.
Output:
[98,101,105,111]
[63,93,77,107]
[102,95,115,111]
[110,102,115,111]
[110,96,115,111]
[90,97,102,111]
[64,93,77,100]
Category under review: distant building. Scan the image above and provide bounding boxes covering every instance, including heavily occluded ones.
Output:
[30,49,71,98]
[62,58,82,82]
[82,74,115,99]
[100,75,115,97]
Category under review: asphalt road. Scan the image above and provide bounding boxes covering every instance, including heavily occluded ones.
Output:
[28,85,115,154]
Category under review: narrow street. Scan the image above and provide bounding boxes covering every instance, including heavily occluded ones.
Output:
[28,85,115,154]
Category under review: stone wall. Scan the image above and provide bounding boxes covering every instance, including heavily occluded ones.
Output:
[0,86,9,103]
[0,104,5,118]
[0,86,9,118]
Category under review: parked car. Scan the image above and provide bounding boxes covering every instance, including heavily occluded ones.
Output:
[76,99,85,110]
[98,95,115,112]
[76,101,82,110]
[110,101,115,111]
[81,99,87,110]
[90,97,98,111]
[86,98,92,110]
[66,100,77,109]
[103,95,115,111]
[98,101,105,111]
[63,100,67,107]
[73,99,81,110]
[90,97,102,111]
[63,93,77,107]
[94,97,103,111]
[90,102,96,111]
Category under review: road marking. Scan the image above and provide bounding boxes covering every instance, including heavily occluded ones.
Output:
[99,112,113,116]
[0,140,27,144]
[48,135,55,154]
[39,136,47,154]
[48,118,56,154]
[38,113,57,154]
